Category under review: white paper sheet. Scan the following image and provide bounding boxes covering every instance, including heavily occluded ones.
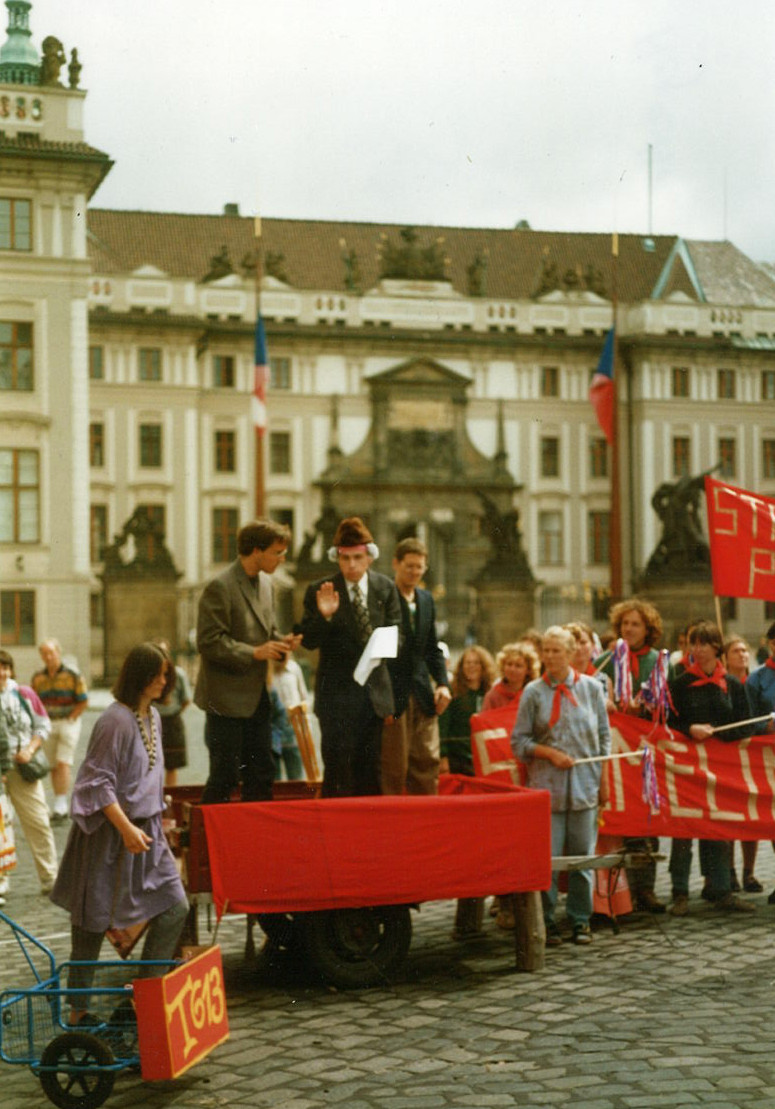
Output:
[353,624,399,686]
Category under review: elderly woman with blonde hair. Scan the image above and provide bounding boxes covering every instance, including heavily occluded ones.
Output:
[512,626,610,947]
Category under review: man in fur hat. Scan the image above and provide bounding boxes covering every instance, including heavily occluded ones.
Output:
[299,516,401,797]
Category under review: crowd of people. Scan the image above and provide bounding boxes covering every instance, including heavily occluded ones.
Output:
[5,516,775,982]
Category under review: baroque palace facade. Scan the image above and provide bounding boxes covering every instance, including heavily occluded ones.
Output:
[3,6,775,678]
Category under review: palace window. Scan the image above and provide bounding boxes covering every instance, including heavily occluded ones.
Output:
[212,507,238,563]
[213,355,235,388]
[588,511,611,564]
[540,365,559,397]
[718,437,736,478]
[138,347,161,382]
[1,590,35,645]
[89,346,104,380]
[139,423,162,468]
[763,439,775,479]
[0,321,33,390]
[269,431,291,475]
[589,437,609,478]
[717,369,736,399]
[0,198,31,251]
[270,356,291,390]
[671,366,690,398]
[538,511,563,565]
[540,436,560,477]
[90,505,108,562]
[763,370,775,401]
[215,430,236,473]
[672,436,691,478]
[0,448,39,542]
[89,422,105,468]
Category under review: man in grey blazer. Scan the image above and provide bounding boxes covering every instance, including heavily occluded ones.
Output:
[196,519,300,803]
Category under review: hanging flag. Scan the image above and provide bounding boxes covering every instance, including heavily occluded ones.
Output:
[252,315,268,436]
[705,476,775,601]
[589,328,615,444]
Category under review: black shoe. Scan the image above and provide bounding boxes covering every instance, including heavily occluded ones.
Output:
[545,923,563,947]
[767,888,775,905]
[743,874,763,893]
[634,890,667,914]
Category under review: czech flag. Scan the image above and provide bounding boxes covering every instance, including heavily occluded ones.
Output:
[252,315,268,436]
[589,328,615,444]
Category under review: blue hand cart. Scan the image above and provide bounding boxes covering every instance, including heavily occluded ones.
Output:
[0,909,176,1109]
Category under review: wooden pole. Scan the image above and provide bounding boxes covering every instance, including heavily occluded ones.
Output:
[254,214,265,519]
[714,594,724,639]
[610,233,623,600]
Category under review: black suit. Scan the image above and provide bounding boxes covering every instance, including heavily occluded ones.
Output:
[299,569,400,797]
[388,588,448,717]
[383,587,448,794]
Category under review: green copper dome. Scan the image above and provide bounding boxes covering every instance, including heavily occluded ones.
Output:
[0,1,41,85]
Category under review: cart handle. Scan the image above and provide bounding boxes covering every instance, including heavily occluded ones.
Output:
[0,908,57,983]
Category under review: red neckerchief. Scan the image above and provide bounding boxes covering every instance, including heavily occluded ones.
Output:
[542,670,579,726]
[766,658,775,672]
[628,644,651,676]
[686,659,727,692]
[584,662,597,676]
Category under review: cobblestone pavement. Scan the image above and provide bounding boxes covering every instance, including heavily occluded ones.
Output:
[2,817,775,1109]
[2,703,774,1108]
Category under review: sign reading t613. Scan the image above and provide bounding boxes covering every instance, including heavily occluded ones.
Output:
[134,945,229,1081]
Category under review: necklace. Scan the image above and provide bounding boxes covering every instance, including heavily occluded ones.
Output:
[134,711,157,769]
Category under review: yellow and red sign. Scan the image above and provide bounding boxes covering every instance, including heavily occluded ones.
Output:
[133,945,229,1081]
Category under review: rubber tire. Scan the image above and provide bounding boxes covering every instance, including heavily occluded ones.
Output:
[39,1031,115,1109]
[301,905,412,989]
[256,912,301,951]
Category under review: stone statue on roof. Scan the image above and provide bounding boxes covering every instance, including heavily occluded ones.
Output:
[40,36,66,86]
[467,251,488,297]
[68,48,81,89]
[202,245,233,283]
[379,227,447,281]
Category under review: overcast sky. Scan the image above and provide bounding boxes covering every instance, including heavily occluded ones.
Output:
[25,0,775,261]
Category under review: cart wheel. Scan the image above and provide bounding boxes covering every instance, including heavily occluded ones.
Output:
[257,912,300,951]
[39,1031,115,1109]
[302,905,411,989]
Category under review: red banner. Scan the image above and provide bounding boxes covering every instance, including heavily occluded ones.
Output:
[705,475,775,600]
[471,705,775,840]
[471,702,523,785]
[134,946,229,1080]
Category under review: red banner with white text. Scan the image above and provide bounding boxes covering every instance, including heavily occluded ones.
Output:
[705,475,775,600]
[471,706,775,840]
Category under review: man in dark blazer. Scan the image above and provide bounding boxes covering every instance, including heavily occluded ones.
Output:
[196,519,300,803]
[381,538,451,795]
[299,516,401,798]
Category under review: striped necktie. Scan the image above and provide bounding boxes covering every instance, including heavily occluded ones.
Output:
[351,583,372,644]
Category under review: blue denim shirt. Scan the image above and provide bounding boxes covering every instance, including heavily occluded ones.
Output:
[511,671,610,812]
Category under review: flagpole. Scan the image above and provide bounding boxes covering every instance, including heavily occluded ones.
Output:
[254,214,265,518]
[610,232,623,600]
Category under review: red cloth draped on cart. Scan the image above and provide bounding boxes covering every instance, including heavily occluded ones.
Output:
[200,783,552,917]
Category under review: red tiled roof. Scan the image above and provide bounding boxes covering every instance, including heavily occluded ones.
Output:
[84,209,775,306]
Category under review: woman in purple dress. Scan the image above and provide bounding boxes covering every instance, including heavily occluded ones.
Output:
[51,643,188,1024]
